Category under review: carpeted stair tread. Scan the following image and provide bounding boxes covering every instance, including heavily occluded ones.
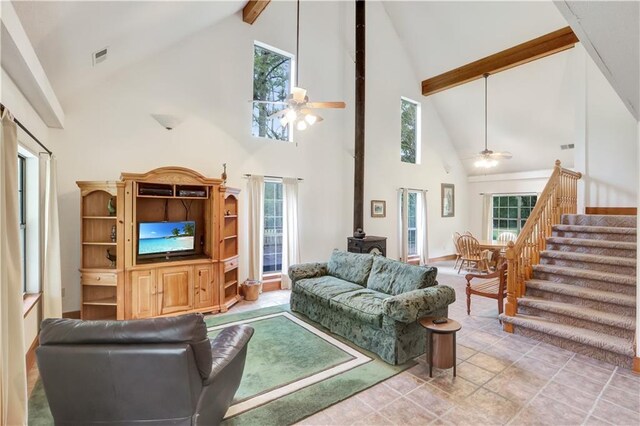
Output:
[518,297,636,330]
[562,214,637,228]
[526,279,636,307]
[540,250,636,268]
[546,237,636,250]
[553,224,637,235]
[532,264,636,286]
[499,314,635,357]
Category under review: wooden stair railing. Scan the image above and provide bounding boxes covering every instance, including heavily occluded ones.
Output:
[503,160,582,332]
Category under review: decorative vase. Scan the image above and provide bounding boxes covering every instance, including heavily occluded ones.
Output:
[107,198,116,216]
[110,225,117,242]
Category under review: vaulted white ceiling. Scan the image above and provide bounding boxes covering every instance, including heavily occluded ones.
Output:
[11,0,245,105]
[383,1,574,175]
[10,1,593,176]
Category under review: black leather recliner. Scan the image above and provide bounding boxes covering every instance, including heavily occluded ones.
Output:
[36,313,253,426]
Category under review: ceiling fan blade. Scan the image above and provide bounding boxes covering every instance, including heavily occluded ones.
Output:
[268,108,288,119]
[252,100,289,105]
[489,151,512,160]
[306,101,346,109]
[291,87,307,103]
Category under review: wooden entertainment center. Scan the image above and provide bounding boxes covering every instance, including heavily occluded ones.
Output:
[77,167,240,320]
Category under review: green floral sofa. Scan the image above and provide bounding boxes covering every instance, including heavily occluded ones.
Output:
[289,250,456,364]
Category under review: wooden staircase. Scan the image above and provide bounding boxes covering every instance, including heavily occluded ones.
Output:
[498,161,638,370]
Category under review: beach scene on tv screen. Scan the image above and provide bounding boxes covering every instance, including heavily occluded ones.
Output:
[138,221,195,255]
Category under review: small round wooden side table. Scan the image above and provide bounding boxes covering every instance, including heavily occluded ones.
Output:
[419,317,462,378]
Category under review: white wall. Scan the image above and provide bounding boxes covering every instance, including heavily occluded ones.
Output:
[360,2,469,259]
[50,1,468,312]
[583,52,638,207]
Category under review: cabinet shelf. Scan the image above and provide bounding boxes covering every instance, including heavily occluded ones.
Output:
[224,280,238,289]
[83,297,117,306]
[223,235,237,240]
[83,216,117,220]
[82,242,117,246]
[224,215,238,219]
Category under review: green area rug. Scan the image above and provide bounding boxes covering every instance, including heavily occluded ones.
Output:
[29,304,413,425]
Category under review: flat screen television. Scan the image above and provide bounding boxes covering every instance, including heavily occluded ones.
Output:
[138,221,196,258]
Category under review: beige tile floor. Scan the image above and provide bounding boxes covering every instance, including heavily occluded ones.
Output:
[226,261,640,426]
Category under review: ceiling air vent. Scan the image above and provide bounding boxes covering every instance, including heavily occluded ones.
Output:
[560,143,575,150]
[92,48,108,66]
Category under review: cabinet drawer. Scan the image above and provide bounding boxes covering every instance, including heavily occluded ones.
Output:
[81,272,117,286]
[224,258,238,272]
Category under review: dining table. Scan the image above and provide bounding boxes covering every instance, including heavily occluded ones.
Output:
[476,240,509,268]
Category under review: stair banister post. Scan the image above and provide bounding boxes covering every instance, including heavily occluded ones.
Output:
[504,240,517,333]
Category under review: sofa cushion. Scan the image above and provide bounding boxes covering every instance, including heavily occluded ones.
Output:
[295,275,362,306]
[327,249,375,286]
[366,256,438,296]
[329,289,390,328]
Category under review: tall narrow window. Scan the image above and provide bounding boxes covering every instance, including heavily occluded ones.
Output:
[263,181,283,273]
[491,194,537,240]
[252,42,294,141]
[407,192,418,256]
[18,155,26,293]
[400,98,420,164]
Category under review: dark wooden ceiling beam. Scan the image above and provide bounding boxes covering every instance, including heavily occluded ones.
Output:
[243,0,271,25]
[421,26,579,96]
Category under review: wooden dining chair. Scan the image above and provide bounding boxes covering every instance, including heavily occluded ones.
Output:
[452,232,463,269]
[457,235,490,274]
[465,259,507,316]
[497,232,517,243]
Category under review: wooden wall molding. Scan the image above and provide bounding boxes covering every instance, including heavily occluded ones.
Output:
[421,27,579,96]
[243,0,271,25]
[585,207,637,216]
[25,337,39,372]
[428,254,457,263]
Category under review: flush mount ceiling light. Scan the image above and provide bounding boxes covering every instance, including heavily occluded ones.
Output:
[151,114,184,130]
[473,74,512,169]
[254,0,345,131]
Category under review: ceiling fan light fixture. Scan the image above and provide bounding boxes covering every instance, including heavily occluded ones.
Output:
[304,114,317,125]
[285,109,298,122]
[296,120,308,131]
[474,157,499,168]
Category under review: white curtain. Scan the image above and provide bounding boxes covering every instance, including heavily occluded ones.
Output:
[247,175,264,282]
[417,190,429,265]
[0,108,27,425]
[481,194,493,240]
[280,177,300,289]
[397,188,408,262]
[42,155,62,318]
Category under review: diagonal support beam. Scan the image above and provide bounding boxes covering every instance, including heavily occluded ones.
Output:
[421,26,579,97]
[243,0,271,25]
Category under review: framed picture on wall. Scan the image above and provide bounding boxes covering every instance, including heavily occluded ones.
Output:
[441,184,455,217]
[371,200,386,218]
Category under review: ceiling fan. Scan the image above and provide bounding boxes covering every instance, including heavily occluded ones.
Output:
[256,0,346,131]
[473,73,512,168]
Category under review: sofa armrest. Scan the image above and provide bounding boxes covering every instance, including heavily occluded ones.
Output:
[382,285,456,323]
[289,262,329,287]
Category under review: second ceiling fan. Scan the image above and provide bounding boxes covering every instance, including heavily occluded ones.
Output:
[473,73,512,168]
[260,0,346,131]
